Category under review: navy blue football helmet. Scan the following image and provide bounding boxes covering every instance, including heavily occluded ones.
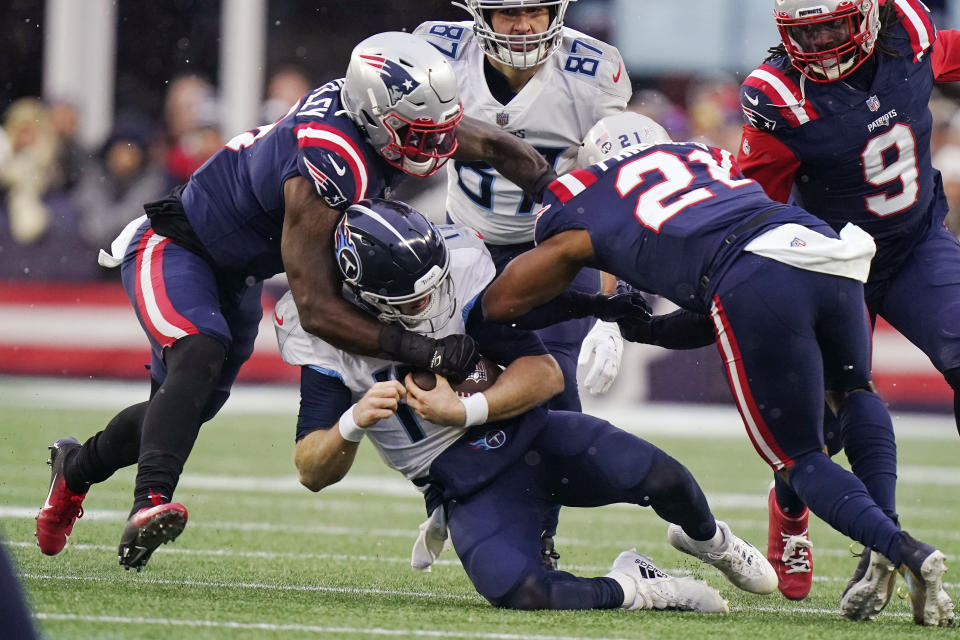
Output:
[334,198,455,331]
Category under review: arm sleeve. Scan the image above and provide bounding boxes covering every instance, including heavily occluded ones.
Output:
[737,124,801,204]
[932,30,960,82]
[296,365,354,442]
[464,298,549,366]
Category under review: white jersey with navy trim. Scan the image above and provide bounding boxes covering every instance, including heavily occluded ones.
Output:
[414,21,631,245]
[274,226,496,482]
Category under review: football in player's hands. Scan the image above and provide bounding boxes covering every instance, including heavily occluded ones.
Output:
[408,355,501,396]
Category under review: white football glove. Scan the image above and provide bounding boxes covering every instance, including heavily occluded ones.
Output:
[578,320,624,395]
[410,506,449,572]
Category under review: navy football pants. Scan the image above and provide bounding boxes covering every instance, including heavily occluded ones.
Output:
[446,411,716,609]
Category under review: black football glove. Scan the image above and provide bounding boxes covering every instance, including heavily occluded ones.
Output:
[594,291,652,323]
[379,325,479,384]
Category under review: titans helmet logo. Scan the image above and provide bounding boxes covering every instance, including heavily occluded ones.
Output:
[334,219,362,283]
[359,54,420,107]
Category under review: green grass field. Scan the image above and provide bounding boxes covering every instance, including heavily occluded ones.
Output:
[2,380,959,639]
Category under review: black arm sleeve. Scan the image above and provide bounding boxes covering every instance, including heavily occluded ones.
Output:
[465,297,549,366]
[490,290,604,330]
[621,309,716,350]
[296,365,354,442]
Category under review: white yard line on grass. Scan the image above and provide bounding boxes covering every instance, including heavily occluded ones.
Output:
[31,613,695,640]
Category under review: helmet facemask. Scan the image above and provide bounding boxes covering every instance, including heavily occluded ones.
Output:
[359,263,457,333]
[456,0,572,70]
[774,0,879,82]
[377,108,463,177]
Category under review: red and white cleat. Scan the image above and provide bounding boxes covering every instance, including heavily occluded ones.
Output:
[36,437,87,556]
[767,482,813,600]
[118,497,188,572]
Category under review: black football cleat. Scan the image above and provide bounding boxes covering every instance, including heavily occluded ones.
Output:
[36,437,87,555]
[118,501,188,572]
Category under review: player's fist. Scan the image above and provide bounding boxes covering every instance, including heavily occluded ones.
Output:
[427,334,479,384]
[594,290,652,323]
[355,380,406,427]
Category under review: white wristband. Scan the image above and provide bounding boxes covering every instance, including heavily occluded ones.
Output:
[337,405,365,442]
[460,393,489,427]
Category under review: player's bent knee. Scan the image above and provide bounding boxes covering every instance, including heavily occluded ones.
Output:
[495,574,550,610]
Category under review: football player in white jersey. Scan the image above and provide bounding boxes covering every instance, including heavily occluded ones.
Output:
[415,0,632,568]
[274,198,776,611]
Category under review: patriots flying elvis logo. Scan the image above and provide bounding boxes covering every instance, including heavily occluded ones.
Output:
[360,54,420,107]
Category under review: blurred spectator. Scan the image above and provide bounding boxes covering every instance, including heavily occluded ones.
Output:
[685,73,744,152]
[163,74,223,184]
[72,116,168,257]
[0,98,61,244]
[933,143,960,237]
[48,99,91,192]
[627,88,690,141]
[0,98,97,280]
[261,65,311,124]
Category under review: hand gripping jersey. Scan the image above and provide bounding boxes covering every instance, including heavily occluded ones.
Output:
[415,21,631,245]
[536,142,875,314]
[275,227,497,481]
[737,0,960,283]
[179,78,403,281]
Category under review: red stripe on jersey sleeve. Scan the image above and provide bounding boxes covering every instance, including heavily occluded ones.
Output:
[295,123,368,201]
[893,0,936,60]
[736,125,800,204]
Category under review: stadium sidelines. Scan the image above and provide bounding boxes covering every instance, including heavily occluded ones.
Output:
[1,375,956,441]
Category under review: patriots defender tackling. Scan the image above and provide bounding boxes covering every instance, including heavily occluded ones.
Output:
[482,112,955,626]
[738,0,960,605]
[34,31,555,571]
[276,198,777,611]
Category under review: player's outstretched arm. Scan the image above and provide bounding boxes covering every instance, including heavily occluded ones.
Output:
[453,115,556,202]
[482,230,593,322]
[294,380,405,491]
[282,177,384,356]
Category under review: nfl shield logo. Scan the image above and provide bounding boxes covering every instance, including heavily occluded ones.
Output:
[866,95,880,112]
[495,111,509,127]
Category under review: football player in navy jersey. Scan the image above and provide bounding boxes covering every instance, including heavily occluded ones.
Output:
[737,0,960,603]
[34,31,555,572]
[275,198,777,612]
[482,112,955,626]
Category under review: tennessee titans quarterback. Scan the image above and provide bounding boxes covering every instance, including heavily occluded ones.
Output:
[275,197,777,612]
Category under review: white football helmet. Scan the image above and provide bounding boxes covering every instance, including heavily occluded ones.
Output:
[454,0,574,70]
[341,32,463,177]
[773,0,880,82]
[577,112,672,167]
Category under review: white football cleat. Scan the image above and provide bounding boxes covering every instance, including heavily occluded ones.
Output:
[606,549,728,613]
[667,520,778,594]
[840,549,897,621]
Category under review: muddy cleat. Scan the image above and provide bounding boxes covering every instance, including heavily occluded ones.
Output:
[668,520,778,594]
[118,501,188,571]
[897,532,954,627]
[540,532,560,571]
[606,549,729,613]
[36,437,87,555]
[767,483,812,600]
[840,549,897,621]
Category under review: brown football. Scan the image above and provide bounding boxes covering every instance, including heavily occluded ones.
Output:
[409,355,501,397]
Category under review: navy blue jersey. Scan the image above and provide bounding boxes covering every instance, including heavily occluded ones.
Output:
[179,78,404,281]
[738,0,953,282]
[535,143,834,314]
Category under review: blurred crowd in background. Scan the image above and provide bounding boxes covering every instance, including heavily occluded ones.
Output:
[3,0,960,282]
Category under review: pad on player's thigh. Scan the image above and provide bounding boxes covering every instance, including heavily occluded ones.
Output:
[119,223,255,387]
[711,261,836,471]
[879,221,960,373]
[447,461,554,605]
